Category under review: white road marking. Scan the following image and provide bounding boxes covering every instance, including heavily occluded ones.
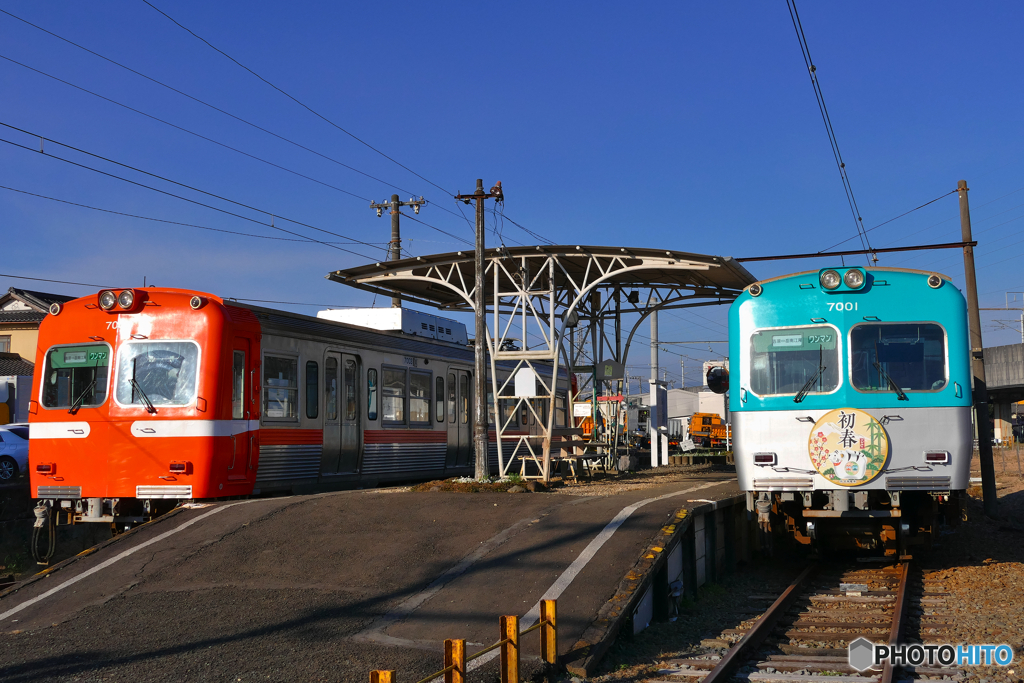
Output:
[457,478,733,676]
[0,501,253,623]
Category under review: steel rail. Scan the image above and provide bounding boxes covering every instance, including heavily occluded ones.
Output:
[701,563,818,683]
[880,561,912,683]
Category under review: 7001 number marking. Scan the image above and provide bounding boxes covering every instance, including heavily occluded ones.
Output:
[827,301,858,311]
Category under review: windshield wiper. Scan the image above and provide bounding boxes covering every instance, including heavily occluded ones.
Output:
[130,378,157,414]
[873,361,908,401]
[131,357,157,414]
[67,379,96,415]
[794,365,826,403]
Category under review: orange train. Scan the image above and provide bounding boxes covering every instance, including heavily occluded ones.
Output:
[29,287,568,527]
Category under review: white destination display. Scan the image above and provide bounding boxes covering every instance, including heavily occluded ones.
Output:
[771,334,803,347]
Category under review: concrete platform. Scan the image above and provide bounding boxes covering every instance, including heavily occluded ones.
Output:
[0,471,740,682]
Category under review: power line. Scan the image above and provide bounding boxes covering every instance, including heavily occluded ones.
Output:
[141,0,453,198]
[0,120,385,253]
[786,0,874,263]
[399,211,473,247]
[818,189,957,252]
[0,271,368,309]
[0,128,378,259]
[0,272,113,289]
[0,53,375,203]
[0,8,441,205]
[0,183,385,246]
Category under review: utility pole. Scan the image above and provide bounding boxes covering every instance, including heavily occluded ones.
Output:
[455,179,503,480]
[370,194,426,307]
[959,179,998,516]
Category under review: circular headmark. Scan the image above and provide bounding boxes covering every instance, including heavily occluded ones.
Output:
[807,408,889,486]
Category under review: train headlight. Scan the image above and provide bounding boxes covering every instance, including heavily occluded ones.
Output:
[749,283,763,297]
[189,296,205,310]
[927,274,943,289]
[843,269,865,289]
[49,302,63,316]
[819,269,842,290]
[98,290,117,310]
[117,289,135,309]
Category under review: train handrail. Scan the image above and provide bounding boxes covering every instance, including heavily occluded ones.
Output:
[370,599,557,683]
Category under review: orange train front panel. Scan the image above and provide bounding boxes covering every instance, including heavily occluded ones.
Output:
[29,288,260,503]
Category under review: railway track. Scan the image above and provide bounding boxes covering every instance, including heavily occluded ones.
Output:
[651,561,964,683]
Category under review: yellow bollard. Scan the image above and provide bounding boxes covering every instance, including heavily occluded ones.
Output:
[370,672,394,683]
[445,638,465,683]
[500,614,519,683]
[540,599,558,665]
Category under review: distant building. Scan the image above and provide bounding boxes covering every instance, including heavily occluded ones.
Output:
[0,287,75,362]
[0,287,75,423]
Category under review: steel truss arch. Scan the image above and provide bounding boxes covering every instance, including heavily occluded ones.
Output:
[328,246,755,481]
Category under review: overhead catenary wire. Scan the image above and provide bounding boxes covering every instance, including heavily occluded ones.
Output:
[0,7,473,227]
[0,271,367,309]
[0,130,378,259]
[817,189,958,253]
[0,54,475,247]
[0,184,385,246]
[0,119,385,254]
[141,0,453,197]
[0,53,374,203]
[786,0,874,263]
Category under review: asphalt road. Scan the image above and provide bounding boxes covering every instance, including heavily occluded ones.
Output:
[0,473,739,682]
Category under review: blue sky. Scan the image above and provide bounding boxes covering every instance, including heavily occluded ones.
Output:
[2,1,1024,387]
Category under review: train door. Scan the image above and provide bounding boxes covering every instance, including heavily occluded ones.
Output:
[229,338,252,480]
[445,369,472,468]
[322,352,362,474]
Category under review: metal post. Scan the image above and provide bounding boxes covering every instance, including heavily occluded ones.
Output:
[960,179,998,515]
[370,194,426,308]
[540,599,558,665]
[650,294,659,467]
[390,194,401,307]
[444,639,465,683]
[474,180,488,480]
[500,614,519,683]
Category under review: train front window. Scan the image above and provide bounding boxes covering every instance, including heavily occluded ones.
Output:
[115,341,200,408]
[850,323,947,392]
[749,326,839,397]
[42,344,110,409]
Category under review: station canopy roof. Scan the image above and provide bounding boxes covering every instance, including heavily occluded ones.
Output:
[326,245,757,311]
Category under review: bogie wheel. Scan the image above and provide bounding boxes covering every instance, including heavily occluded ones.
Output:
[0,456,17,481]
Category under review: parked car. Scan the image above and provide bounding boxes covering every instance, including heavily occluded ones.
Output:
[0,423,28,481]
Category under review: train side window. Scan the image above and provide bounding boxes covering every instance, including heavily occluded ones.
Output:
[344,359,358,420]
[305,361,319,419]
[459,374,469,424]
[367,368,378,421]
[325,357,338,421]
[410,371,431,424]
[382,366,406,424]
[263,355,298,420]
[487,391,496,426]
[448,373,457,423]
[232,351,245,419]
[555,393,567,427]
[435,376,445,422]
[502,399,517,428]
[521,403,529,426]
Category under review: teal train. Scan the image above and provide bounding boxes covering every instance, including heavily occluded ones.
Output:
[721,266,972,555]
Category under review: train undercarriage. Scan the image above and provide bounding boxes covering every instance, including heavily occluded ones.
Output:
[747,488,967,559]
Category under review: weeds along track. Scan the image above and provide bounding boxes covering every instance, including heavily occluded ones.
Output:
[651,561,963,682]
